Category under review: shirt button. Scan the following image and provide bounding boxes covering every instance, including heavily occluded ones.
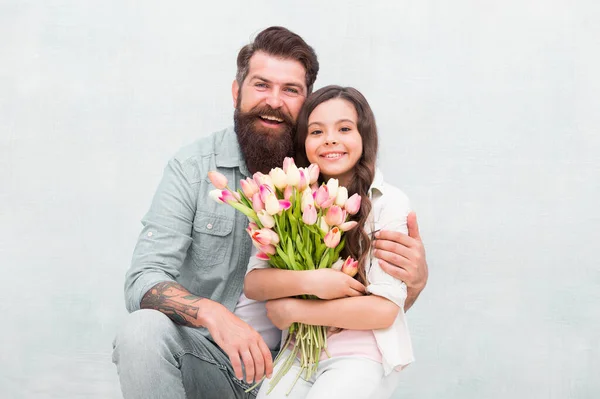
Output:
[147,232,153,237]
[206,223,213,230]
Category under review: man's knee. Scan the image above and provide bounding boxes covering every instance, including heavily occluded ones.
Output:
[113,309,179,362]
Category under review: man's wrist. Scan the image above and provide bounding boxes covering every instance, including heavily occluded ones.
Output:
[196,298,222,328]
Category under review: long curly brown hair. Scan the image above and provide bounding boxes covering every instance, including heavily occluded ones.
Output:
[294,85,378,285]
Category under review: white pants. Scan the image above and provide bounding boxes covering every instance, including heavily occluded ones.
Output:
[256,349,402,399]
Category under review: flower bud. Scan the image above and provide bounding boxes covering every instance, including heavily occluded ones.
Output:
[339,220,358,232]
[335,187,348,207]
[324,227,341,248]
[208,171,228,190]
[240,178,258,198]
[345,193,362,215]
[307,164,320,184]
[324,205,344,226]
[326,178,339,199]
[286,163,301,187]
[257,210,275,228]
[269,167,288,190]
[302,204,317,225]
[341,257,359,277]
[252,192,264,213]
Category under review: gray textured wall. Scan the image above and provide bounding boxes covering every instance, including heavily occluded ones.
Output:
[1,1,599,398]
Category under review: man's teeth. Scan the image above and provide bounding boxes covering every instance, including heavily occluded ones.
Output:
[260,115,283,122]
[324,153,344,159]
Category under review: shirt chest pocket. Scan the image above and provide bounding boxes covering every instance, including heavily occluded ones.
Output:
[190,210,234,269]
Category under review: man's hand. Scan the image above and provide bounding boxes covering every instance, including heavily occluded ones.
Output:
[306,269,366,299]
[202,301,273,384]
[265,298,298,330]
[373,212,428,310]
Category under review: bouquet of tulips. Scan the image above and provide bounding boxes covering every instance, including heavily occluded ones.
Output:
[208,157,361,393]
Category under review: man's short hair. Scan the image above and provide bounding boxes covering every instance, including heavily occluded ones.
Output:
[236,26,319,94]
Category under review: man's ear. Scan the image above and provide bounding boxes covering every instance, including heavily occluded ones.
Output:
[232,80,239,108]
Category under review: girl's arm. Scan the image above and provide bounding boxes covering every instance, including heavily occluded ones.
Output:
[244,268,366,301]
[266,295,400,330]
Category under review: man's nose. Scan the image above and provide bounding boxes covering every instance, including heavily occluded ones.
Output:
[265,89,283,109]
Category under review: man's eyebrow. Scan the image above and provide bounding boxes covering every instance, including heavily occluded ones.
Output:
[250,75,306,90]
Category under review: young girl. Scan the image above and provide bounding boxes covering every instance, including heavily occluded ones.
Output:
[244,86,414,399]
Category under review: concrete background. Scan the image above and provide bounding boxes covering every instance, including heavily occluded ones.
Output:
[1,1,599,398]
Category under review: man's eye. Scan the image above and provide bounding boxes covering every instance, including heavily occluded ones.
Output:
[285,87,299,94]
[255,83,267,88]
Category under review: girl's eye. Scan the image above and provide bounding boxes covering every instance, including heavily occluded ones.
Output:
[310,130,322,135]
[340,127,351,132]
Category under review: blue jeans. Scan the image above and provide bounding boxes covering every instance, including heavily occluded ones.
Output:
[112,309,260,399]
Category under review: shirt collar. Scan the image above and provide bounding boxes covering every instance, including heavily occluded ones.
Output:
[368,167,385,199]
[214,126,251,177]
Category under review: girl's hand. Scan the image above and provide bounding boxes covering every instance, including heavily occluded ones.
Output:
[265,298,298,330]
[305,269,366,299]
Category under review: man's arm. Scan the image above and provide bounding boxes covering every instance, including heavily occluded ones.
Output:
[126,158,271,383]
[373,212,428,312]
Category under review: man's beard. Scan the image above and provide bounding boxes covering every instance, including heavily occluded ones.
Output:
[234,103,295,175]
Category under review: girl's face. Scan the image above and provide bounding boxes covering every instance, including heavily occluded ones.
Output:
[305,98,363,186]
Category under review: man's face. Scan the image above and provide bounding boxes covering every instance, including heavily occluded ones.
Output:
[233,51,308,126]
[232,52,308,174]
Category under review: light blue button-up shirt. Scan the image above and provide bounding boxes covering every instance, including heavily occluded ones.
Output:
[124,126,253,336]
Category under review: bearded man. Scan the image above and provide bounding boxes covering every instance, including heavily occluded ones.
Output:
[112,26,428,399]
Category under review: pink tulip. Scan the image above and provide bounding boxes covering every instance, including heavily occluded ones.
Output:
[252,229,272,246]
[208,171,228,190]
[283,157,295,173]
[307,164,320,184]
[253,172,265,187]
[324,227,341,248]
[341,257,359,277]
[302,204,317,225]
[248,222,259,231]
[345,193,362,215]
[324,205,344,226]
[259,244,276,255]
[256,251,270,260]
[240,178,258,198]
[339,220,358,231]
[252,192,264,212]
[297,169,308,191]
[279,200,292,212]
[219,190,238,204]
[259,184,274,203]
[314,185,330,208]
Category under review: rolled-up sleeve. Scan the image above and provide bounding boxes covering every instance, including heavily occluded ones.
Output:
[124,158,199,312]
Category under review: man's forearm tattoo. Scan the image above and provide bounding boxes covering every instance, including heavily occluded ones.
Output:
[140,282,202,327]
